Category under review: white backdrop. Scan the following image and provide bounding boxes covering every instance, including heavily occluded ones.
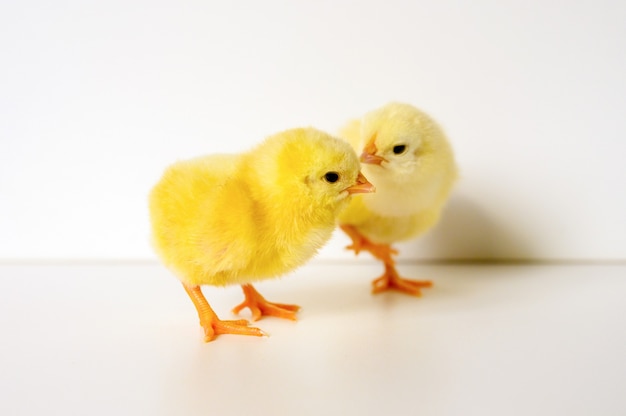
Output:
[1,0,625,261]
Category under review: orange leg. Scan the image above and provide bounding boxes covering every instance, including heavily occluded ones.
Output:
[183,284,265,342]
[340,224,398,263]
[232,284,300,321]
[340,224,433,297]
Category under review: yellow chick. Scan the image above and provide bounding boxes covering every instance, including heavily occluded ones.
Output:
[338,102,457,296]
[149,127,374,342]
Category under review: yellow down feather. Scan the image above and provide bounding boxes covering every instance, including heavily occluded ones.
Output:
[338,102,457,244]
[150,127,365,287]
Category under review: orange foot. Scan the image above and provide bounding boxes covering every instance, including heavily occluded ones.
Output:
[183,284,265,342]
[372,264,433,296]
[232,284,301,321]
[340,224,433,297]
[340,224,398,264]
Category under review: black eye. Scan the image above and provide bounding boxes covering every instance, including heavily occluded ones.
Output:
[393,144,407,154]
[324,172,339,183]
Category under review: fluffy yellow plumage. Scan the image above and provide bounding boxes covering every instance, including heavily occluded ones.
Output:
[150,127,374,341]
[338,102,457,295]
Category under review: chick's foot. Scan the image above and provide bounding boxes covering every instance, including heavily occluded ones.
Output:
[340,224,398,264]
[233,284,300,321]
[200,317,266,342]
[183,284,265,342]
[372,264,433,297]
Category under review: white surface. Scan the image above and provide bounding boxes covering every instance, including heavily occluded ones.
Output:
[1,262,625,415]
[1,1,626,261]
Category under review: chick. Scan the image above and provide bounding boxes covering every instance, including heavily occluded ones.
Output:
[338,102,457,296]
[149,127,374,341]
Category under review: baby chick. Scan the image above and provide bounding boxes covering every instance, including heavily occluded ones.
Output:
[338,102,457,296]
[150,127,374,341]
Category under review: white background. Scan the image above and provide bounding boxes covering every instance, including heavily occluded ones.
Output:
[1,0,626,261]
[1,263,625,416]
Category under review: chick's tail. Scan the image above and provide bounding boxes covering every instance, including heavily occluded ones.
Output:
[340,224,433,296]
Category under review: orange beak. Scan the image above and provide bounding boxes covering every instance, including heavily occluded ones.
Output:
[360,139,386,165]
[345,171,375,194]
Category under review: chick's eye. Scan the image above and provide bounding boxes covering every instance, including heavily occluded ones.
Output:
[323,172,340,183]
[393,144,407,154]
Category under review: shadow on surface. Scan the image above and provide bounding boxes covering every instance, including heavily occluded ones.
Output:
[400,193,534,261]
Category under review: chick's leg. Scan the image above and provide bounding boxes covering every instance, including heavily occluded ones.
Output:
[341,224,398,263]
[183,284,265,342]
[340,224,432,297]
[232,284,300,321]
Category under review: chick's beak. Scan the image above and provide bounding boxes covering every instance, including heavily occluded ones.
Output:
[360,141,386,165]
[345,171,375,194]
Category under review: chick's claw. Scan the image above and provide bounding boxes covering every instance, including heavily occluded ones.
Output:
[372,265,433,297]
[200,317,266,342]
[340,224,399,263]
[183,284,266,342]
[340,224,366,255]
[233,284,300,322]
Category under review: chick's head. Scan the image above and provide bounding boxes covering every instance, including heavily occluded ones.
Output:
[248,127,373,217]
[359,102,452,180]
